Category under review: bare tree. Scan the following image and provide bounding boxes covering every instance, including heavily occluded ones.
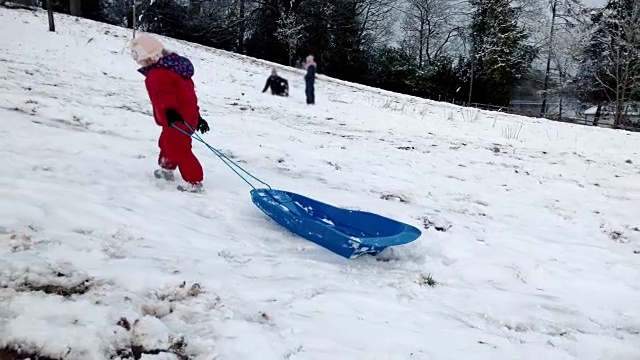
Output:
[547,18,588,117]
[540,0,559,115]
[132,0,136,38]
[507,0,550,50]
[275,14,303,66]
[237,0,246,53]
[539,0,583,115]
[400,0,465,68]
[353,0,399,47]
[594,0,640,127]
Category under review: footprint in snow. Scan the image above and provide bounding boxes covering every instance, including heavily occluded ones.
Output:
[379,193,410,204]
[420,215,452,232]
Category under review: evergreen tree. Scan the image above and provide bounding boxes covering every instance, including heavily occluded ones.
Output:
[297,0,331,68]
[325,0,369,82]
[467,0,537,106]
[245,0,288,63]
[140,0,239,51]
[369,46,419,95]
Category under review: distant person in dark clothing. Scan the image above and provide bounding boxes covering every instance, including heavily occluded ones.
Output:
[304,55,316,105]
[262,68,289,96]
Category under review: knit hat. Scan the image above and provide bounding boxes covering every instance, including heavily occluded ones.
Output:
[130,33,164,64]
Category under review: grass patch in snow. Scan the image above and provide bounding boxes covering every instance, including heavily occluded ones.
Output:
[460,108,481,123]
[418,273,438,287]
[502,122,524,140]
[13,280,92,297]
[0,265,93,297]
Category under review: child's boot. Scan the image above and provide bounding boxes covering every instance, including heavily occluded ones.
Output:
[177,182,204,194]
[154,168,175,181]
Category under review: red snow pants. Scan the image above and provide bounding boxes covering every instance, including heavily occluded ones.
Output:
[158,125,203,184]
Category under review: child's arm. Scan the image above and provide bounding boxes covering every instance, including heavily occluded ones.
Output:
[262,78,271,93]
[145,70,178,125]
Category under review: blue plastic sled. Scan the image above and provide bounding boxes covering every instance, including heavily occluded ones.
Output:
[169,123,422,259]
[251,188,422,259]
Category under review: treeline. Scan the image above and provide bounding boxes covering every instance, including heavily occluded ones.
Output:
[13,0,640,124]
[135,0,538,107]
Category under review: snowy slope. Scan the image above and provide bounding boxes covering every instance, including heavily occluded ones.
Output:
[1,7,640,360]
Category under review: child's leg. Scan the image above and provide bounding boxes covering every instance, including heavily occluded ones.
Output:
[309,81,315,104]
[305,79,315,104]
[158,129,178,171]
[163,127,203,184]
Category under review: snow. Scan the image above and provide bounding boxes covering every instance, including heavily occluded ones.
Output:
[1,7,640,360]
[585,106,598,115]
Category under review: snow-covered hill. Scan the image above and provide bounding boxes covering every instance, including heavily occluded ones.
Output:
[1,7,639,360]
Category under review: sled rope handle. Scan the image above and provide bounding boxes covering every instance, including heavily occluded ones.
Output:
[170,122,272,191]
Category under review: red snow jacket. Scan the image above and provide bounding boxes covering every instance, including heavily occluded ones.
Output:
[138,53,200,129]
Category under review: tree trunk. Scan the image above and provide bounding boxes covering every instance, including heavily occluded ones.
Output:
[288,43,293,66]
[593,103,602,126]
[418,20,424,69]
[468,55,475,105]
[69,0,81,16]
[238,0,245,54]
[540,0,557,116]
[614,99,624,128]
[558,97,563,120]
[126,9,133,29]
[47,0,55,32]
[132,0,136,38]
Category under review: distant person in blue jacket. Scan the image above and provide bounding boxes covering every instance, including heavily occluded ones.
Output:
[304,55,316,105]
[262,68,289,96]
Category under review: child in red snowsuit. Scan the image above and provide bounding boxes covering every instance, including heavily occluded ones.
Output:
[130,33,209,193]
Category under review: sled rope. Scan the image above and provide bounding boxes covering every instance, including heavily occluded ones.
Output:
[171,122,272,191]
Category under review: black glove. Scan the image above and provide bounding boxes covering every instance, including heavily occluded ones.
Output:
[197,115,210,134]
[165,108,183,127]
